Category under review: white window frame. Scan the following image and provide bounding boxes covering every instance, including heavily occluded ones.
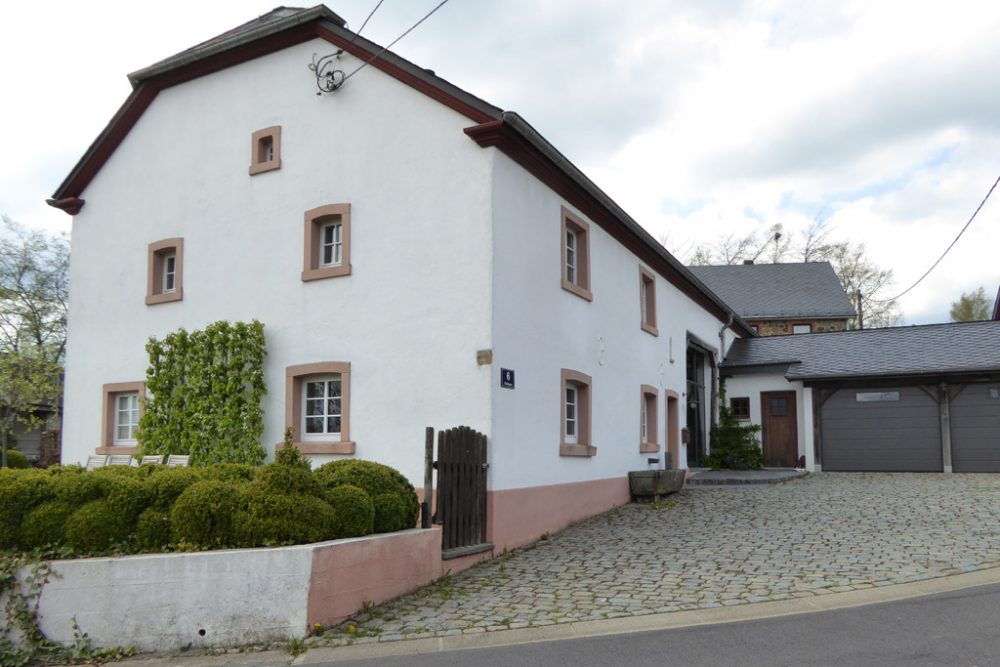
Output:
[641,396,648,441]
[792,323,812,334]
[565,384,579,444]
[319,221,343,268]
[114,393,139,443]
[162,253,177,293]
[301,373,343,440]
[565,229,577,285]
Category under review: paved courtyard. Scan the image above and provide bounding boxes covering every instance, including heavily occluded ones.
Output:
[311,473,1000,647]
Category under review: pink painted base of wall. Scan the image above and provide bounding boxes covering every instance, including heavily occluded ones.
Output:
[307,528,442,628]
[487,476,630,552]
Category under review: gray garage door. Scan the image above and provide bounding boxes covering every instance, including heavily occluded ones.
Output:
[821,386,941,472]
[951,384,1000,472]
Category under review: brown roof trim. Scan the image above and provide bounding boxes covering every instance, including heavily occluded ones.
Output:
[465,116,753,336]
[49,14,500,212]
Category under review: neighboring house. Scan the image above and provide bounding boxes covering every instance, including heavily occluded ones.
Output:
[721,321,1000,472]
[48,6,751,553]
[688,261,856,335]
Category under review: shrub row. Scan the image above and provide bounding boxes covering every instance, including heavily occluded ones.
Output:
[0,458,418,557]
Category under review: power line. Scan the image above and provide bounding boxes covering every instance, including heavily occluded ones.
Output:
[344,0,385,52]
[340,0,452,85]
[875,174,1000,303]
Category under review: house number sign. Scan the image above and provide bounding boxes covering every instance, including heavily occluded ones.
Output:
[501,368,515,389]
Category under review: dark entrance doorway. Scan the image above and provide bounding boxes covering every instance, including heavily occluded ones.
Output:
[686,347,706,467]
[761,391,798,467]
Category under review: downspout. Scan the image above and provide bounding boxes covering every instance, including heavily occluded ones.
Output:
[711,312,735,429]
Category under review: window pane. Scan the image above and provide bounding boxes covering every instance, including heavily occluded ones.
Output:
[327,398,340,415]
[328,416,341,433]
[323,244,333,266]
[306,398,324,416]
[305,417,324,433]
[329,379,341,397]
[306,381,324,398]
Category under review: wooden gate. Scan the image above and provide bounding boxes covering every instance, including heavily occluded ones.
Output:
[434,426,491,557]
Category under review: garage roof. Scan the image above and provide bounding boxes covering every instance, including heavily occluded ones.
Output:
[687,262,856,320]
[721,320,1000,381]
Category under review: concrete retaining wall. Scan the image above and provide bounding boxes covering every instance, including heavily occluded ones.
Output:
[31,528,445,652]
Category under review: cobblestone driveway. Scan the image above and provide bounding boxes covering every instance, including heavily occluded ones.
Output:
[314,473,1000,646]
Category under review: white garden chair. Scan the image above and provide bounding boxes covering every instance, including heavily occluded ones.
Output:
[138,455,165,466]
[107,454,133,466]
[166,454,190,468]
[85,455,109,471]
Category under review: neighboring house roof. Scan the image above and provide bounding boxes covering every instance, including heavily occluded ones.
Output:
[721,320,1000,381]
[993,285,1000,321]
[687,262,856,321]
[47,4,753,337]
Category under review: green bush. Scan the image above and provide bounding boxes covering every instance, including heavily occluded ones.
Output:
[171,480,241,548]
[0,471,54,547]
[4,449,29,468]
[313,460,418,531]
[146,467,205,510]
[326,485,375,538]
[20,501,75,548]
[136,508,172,551]
[51,471,114,505]
[107,477,155,522]
[235,486,335,547]
[256,462,322,498]
[372,493,412,533]
[65,500,132,553]
[200,463,257,483]
[705,386,764,471]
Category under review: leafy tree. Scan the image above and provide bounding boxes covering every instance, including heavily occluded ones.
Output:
[686,217,901,328]
[139,320,267,466]
[0,216,69,467]
[949,287,991,322]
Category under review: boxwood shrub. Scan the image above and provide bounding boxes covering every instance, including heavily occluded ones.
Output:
[235,486,335,547]
[20,501,75,549]
[4,449,29,468]
[327,484,375,538]
[65,500,132,552]
[171,480,240,548]
[136,508,172,551]
[313,460,419,530]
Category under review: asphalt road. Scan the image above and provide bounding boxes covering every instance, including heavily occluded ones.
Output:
[308,583,1000,666]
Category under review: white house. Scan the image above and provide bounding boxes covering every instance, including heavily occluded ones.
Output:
[49,5,752,553]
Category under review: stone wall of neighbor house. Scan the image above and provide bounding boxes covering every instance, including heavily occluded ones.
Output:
[748,319,849,336]
[27,529,449,653]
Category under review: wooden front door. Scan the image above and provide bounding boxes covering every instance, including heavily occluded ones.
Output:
[761,391,798,467]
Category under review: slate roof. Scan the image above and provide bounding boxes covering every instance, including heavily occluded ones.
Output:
[687,262,856,320]
[721,320,1000,381]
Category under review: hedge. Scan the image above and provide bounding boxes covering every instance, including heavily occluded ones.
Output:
[3,449,29,468]
[0,457,420,557]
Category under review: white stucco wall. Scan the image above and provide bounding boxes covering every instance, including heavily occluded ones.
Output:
[61,40,494,483]
[487,152,739,489]
[723,373,815,469]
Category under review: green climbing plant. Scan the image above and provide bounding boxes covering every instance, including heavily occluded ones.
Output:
[138,320,267,466]
[704,383,763,471]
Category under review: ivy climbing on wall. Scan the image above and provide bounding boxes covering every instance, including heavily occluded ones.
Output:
[139,320,267,466]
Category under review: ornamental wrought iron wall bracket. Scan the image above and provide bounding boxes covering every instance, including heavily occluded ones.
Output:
[309,51,346,94]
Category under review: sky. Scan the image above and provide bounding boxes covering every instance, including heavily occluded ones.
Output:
[2,0,998,324]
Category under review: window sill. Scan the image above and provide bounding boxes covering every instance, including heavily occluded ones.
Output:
[249,160,281,176]
[96,445,140,455]
[292,440,356,455]
[641,322,659,337]
[640,442,659,454]
[560,443,597,457]
[146,289,182,305]
[561,280,593,302]
[302,265,351,282]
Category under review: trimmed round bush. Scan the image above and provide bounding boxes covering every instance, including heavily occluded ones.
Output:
[256,462,322,498]
[0,471,54,548]
[234,486,335,547]
[171,480,241,549]
[313,460,419,531]
[4,449,29,468]
[65,500,131,553]
[146,467,205,510]
[107,477,155,522]
[326,485,375,538]
[201,463,257,483]
[20,501,75,549]
[372,493,412,533]
[136,508,172,551]
[51,471,114,505]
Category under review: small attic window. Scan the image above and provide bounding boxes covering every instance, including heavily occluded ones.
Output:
[249,126,281,175]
